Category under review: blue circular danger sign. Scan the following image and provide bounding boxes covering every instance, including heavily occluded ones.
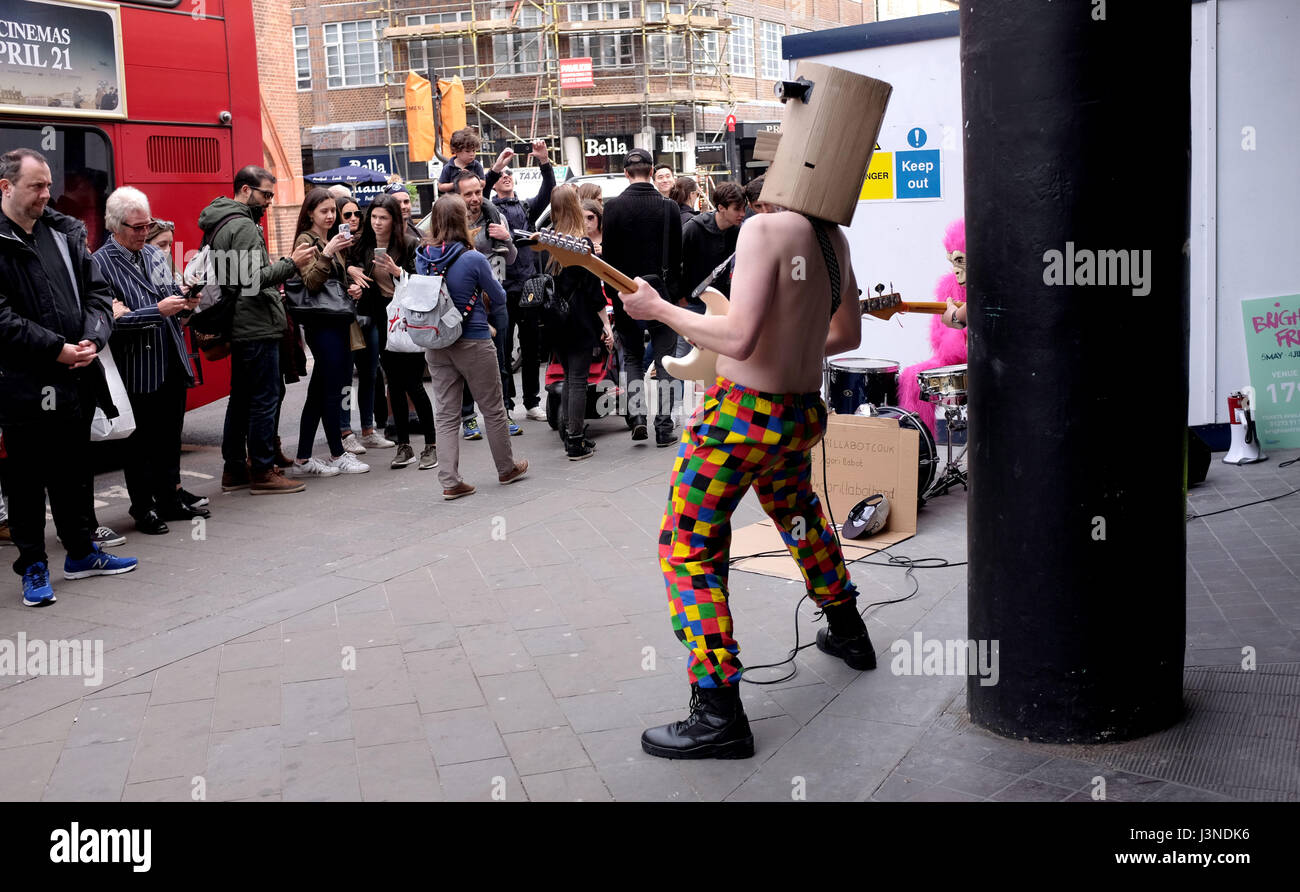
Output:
[907,128,927,148]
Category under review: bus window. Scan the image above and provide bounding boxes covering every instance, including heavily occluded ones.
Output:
[1,124,114,250]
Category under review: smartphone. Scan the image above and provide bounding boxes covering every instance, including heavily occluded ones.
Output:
[373,247,387,259]
[340,223,352,239]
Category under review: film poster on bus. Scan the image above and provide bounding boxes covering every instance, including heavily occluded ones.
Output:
[0,0,127,119]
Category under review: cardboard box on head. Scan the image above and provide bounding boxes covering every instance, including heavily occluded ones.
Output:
[758,62,893,227]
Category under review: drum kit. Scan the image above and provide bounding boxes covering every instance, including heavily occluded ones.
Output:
[824,357,969,503]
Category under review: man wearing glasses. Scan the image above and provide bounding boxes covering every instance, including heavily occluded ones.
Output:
[198,166,316,496]
[93,186,204,536]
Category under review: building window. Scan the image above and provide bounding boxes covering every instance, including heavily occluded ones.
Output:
[492,2,551,76]
[693,31,719,76]
[760,21,784,80]
[407,11,471,77]
[646,1,687,72]
[323,20,385,88]
[729,15,753,77]
[293,25,311,91]
[569,2,634,70]
[790,26,811,36]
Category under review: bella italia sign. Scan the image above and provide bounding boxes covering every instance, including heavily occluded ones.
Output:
[0,0,127,118]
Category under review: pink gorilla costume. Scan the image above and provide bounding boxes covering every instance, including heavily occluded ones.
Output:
[898,219,967,436]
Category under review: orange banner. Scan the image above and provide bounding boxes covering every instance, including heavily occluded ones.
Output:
[405,72,436,163]
[437,76,467,160]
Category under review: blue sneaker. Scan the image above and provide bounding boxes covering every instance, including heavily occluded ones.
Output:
[462,418,483,440]
[63,543,138,580]
[508,415,523,437]
[21,562,56,607]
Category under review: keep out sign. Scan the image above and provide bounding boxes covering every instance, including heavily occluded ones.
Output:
[895,149,941,200]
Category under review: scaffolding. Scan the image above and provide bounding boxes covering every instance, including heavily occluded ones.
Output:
[377,0,735,180]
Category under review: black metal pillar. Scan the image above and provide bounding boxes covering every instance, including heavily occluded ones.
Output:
[963,1,1190,742]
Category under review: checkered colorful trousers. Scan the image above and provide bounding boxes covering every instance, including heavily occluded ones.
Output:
[658,377,858,688]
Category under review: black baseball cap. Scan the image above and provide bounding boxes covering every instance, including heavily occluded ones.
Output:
[623,148,653,167]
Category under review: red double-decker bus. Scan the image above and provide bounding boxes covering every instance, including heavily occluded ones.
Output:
[1,0,262,408]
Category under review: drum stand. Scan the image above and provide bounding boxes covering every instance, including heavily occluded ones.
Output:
[925,403,968,499]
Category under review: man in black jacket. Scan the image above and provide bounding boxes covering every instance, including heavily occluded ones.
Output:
[602,148,684,447]
[0,148,139,607]
[681,182,748,304]
[487,140,555,422]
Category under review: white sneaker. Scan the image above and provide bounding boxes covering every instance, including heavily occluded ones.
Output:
[330,452,370,474]
[288,457,340,477]
[360,431,396,449]
[341,433,367,455]
[526,406,547,422]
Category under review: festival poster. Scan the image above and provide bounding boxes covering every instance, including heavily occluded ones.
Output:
[1240,294,1300,450]
[0,0,126,119]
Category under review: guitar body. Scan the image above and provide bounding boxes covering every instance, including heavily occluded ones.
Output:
[660,287,729,384]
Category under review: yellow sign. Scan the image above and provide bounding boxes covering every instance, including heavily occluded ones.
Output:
[859,151,894,201]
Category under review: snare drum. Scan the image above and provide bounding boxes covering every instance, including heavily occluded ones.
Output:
[827,358,900,415]
[918,363,968,406]
[868,405,938,499]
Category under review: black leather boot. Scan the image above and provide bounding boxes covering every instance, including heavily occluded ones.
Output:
[816,600,877,670]
[565,430,595,461]
[641,685,754,760]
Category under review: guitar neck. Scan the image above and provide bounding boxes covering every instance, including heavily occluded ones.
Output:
[897,301,948,314]
[572,254,637,295]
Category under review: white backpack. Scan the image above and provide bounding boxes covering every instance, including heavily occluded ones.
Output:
[401,250,471,350]
[384,272,422,353]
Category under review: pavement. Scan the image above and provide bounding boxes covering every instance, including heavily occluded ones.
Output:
[0,373,1297,802]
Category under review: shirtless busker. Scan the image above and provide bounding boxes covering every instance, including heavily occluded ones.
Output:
[619,210,877,760]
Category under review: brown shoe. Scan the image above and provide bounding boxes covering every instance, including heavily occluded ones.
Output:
[498,460,529,485]
[0,521,12,546]
[221,462,251,492]
[442,482,476,500]
[273,436,294,469]
[250,466,306,495]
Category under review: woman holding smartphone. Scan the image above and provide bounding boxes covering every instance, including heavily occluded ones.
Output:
[335,196,392,455]
[288,187,369,477]
[352,195,435,470]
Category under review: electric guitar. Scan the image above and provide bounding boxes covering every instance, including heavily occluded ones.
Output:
[517,230,952,384]
[663,287,950,385]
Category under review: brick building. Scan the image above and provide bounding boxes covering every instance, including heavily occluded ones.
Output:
[254,0,307,257]
[283,1,879,190]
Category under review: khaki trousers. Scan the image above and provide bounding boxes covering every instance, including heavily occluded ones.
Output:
[426,338,517,490]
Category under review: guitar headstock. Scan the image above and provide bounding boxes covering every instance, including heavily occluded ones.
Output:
[534,228,590,259]
[860,291,904,321]
[515,229,638,296]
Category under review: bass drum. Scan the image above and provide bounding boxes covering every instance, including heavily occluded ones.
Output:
[869,405,938,500]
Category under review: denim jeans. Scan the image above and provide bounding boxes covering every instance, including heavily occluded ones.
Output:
[340,318,380,432]
[298,322,352,460]
[617,320,681,434]
[222,339,282,475]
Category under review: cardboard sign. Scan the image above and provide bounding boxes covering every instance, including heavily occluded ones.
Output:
[732,414,919,581]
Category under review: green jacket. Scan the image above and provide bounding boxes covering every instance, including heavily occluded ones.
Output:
[197,196,295,342]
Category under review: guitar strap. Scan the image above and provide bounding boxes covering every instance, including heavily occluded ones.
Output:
[805,215,842,317]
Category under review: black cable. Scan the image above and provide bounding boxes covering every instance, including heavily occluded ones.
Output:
[1188,484,1298,519]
